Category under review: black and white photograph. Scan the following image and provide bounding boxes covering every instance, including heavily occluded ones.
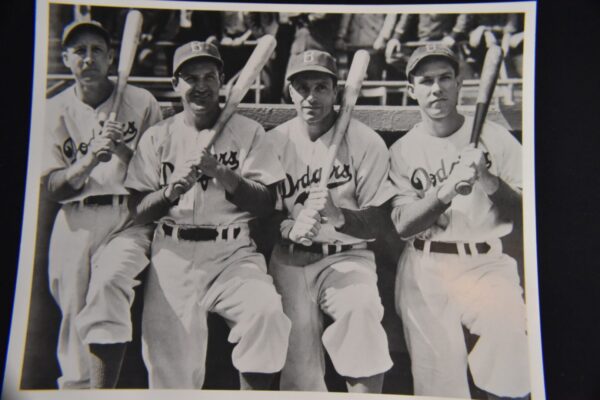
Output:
[2,1,542,399]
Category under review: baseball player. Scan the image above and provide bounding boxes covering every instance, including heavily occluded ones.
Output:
[389,44,529,399]
[42,20,162,389]
[124,41,291,390]
[267,50,394,393]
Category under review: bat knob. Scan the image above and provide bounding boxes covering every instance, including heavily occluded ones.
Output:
[96,150,112,163]
[454,181,473,196]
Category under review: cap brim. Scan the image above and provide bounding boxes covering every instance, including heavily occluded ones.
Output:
[174,54,224,75]
[287,65,337,81]
[407,53,459,77]
[62,23,110,47]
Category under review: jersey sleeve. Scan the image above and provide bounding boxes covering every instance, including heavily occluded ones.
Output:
[354,130,395,208]
[141,93,163,132]
[125,126,162,192]
[240,123,285,186]
[389,139,421,209]
[42,100,71,177]
[496,128,523,192]
[264,126,287,212]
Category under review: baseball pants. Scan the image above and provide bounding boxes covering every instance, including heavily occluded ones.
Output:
[396,239,530,398]
[269,243,393,391]
[141,223,291,389]
[48,198,152,389]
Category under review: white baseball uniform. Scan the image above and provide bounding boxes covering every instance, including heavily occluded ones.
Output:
[268,117,395,391]
[389,115,530,398]
[43,84,162,389]
[124,112,291,389]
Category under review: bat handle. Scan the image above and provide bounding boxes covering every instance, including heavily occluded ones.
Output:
[454,181,473,196]
[96,111,119,163]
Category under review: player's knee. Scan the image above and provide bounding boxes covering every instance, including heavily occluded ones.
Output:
[326,284,384,321]
[91,268,139,299]
[243,281,285,317]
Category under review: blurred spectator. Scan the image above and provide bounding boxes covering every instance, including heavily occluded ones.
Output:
[131,10,224,76]
[335,14,397,80]
[221,11,252,45]
[467,13,524,77]
[385,14,474,78]
[244,12,295,103]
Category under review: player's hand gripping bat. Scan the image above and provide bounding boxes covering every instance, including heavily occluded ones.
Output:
[172,34,277,190]
[297,50,370,245]
[97,10,143,162]
[454,45,504,195]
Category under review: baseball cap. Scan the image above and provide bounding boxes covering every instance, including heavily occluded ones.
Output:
[61,20,111,48]
[286,50,338,81]
[173,41,224,76]
[406,44,459,77]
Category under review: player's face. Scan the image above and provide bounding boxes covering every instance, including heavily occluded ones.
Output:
[62,31,113,84]
[174,60,223,118]
[409,59,461,120]
[289,72,337,125]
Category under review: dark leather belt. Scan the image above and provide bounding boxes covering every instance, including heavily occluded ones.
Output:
[413,238,490,255]
[283,240,359,255]
[81,195,126,206]
[162,224,241,242]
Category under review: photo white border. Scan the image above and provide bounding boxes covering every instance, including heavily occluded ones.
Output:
[3,1,542,399]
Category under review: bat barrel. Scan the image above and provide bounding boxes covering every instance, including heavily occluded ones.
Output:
[318,50,370,189]
[98,10,144,163]
[455,45,504,196]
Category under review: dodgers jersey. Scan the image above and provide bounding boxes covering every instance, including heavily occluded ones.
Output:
[125,112,284,227]
[269,117,395,245]
[43,84,163,202]
[389,115,522,242]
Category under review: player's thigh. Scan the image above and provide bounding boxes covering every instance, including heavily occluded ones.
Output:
[269,243,325,302]
[208,249,282,320]
[48,205,116,298]
[91,223,154,282]
[316,250,382,319]
[454,254,526,335]
[145,234,200,317]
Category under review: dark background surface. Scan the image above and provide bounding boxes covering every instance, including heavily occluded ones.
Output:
[1,0,600,398]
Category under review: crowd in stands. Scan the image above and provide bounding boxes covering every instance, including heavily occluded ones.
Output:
[48,6,524,105]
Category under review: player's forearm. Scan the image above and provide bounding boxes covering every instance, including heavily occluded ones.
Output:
[113,143,133,163]
[61,153,100,191]
[214,165,242,194]
[392,190,451,238]
[225,178,278,218]
[128,188,172,225]
[44,154,99,201]
[335,203,391,240]
[44,170,82,201]
[488,178,522,221]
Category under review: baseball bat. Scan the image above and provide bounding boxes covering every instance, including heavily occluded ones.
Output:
[97,10,144,162]
[172,34,277,190]
[203,34,276,148]
[454,45,503,195]
[318,50,370,189]
[297,50,370,245]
